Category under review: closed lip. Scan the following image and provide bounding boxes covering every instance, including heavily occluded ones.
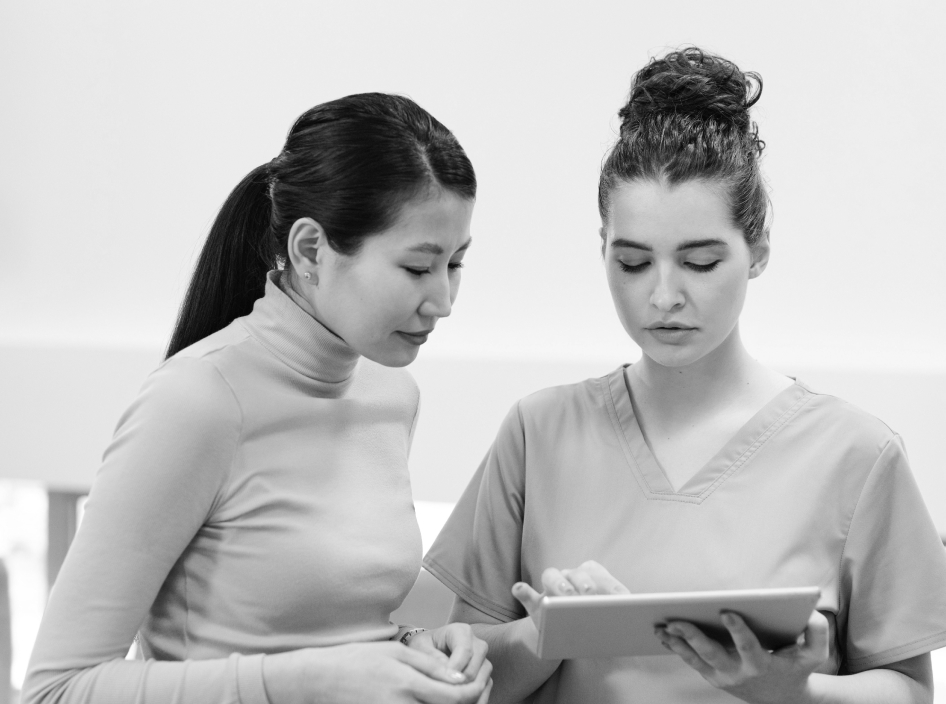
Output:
[399,329,435,337]
[646,323,696,330]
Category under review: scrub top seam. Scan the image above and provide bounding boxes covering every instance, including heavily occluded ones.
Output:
[604,369,815,504]
[845,628,946,672]
[422,557,520,623]
[694,391,814,502]
[600,375,670,501]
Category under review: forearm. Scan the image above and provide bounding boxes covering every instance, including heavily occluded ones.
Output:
[803,668,931,704]
[467,618,559,704]
[24,653,269,704]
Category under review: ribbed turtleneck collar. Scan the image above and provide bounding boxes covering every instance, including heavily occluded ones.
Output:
[240,271,360,385]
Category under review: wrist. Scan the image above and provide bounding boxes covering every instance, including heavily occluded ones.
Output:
[262,649,311,704]
[796,673,827,704]
[511,615,541,656]
[755,676,821,704]
[393,626,428,645]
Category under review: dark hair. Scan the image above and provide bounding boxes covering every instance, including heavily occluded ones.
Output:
[166,93,476,359]
[599,47,768,247]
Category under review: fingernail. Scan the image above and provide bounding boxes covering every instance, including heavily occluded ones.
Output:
[559,581,575,594]
[448,670,466,682]
[666,624,681,635]
[580,583,594,594]
[721,613,735,626]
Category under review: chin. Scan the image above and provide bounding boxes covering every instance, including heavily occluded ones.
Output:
[638,341,707,369]
[362,344,421,368]
[645,352,700,368]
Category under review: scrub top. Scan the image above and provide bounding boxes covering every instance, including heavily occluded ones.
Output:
[423,366,946,704]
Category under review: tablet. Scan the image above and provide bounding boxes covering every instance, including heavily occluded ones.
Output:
[533,586,821,659]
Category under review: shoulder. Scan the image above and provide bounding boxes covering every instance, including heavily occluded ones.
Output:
[127,353,243,437]
[795,382,897,456]
[503,372,610,435]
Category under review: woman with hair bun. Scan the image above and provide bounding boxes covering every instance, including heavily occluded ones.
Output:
[424,48,946,702]
[24,93,491,704]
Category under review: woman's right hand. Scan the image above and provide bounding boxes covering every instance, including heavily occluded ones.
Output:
[511,560,630,627]
[262,641,492,704]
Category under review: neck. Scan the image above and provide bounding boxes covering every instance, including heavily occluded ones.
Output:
[279,271,345,340]
[629,324,760,413]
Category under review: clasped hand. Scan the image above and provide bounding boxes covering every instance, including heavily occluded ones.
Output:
[510,560,828,704]
[407,623,492,696]
[263,622,491,704]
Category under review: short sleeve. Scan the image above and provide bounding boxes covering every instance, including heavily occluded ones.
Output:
[840,434,946,672]
[423,403,527,622]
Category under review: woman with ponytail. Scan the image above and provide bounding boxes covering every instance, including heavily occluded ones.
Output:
[424,49,946,703]
[24,93,491,704]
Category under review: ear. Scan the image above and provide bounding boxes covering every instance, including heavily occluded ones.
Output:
[286,217,328,284]
[748,232,770,279]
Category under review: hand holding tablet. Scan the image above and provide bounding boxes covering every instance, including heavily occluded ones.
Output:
[532,586,821,659]
[512,561,820,660]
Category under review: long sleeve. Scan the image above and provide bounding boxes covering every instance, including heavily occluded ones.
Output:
[22,358,269,704]
[24,273,422,704]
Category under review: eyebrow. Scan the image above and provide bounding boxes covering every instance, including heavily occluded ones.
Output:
[610,238,729,252]
[407,238,473,255]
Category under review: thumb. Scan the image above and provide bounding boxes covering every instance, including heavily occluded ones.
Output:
[396,643,467,685]
[802,610,830,664]
[512,581,544,618]
[408,635,451,665]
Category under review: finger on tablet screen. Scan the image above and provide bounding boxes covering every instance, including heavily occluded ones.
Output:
[574,561,630,595]
[541,567,578,596]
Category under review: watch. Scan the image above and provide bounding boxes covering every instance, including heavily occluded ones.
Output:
[398,627,428,645]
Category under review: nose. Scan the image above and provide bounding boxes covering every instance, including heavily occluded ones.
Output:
[417,270,454,319]
[649,264,685,312]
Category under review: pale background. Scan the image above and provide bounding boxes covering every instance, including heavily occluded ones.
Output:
[1,0,944,697]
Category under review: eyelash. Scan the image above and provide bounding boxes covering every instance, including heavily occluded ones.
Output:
[617,261,721,274]
[405,262,465,277]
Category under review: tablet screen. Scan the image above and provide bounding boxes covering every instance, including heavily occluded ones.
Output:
[534,586,821,659]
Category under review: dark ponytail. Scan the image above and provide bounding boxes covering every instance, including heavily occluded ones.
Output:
[166,164,276,358]
[599,47,769,248]
[165,93,476,359]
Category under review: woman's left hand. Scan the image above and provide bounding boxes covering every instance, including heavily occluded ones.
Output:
[407,623,490,686]
[656,610,829,704]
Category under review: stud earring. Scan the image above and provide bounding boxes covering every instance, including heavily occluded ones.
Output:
[303,272,311,280]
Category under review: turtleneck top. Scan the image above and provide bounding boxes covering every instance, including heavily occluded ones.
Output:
[24,271,423,704]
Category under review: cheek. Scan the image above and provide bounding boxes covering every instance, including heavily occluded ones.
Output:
[352,271,422,337]
[703,271,749,323]
[607,269,648,325]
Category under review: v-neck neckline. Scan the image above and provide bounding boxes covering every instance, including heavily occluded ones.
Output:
[603,365,812,503]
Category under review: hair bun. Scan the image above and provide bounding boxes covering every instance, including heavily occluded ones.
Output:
[619,47,762,137]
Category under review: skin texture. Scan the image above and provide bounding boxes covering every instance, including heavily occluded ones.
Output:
[602,178,766,370]
[260,190,490,703]
[285,189,475,367]
[450,179,933,704]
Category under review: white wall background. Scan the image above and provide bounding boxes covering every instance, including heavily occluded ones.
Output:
[1,0,944,369]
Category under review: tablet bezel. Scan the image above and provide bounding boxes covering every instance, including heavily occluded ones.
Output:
[534,586,821,659]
